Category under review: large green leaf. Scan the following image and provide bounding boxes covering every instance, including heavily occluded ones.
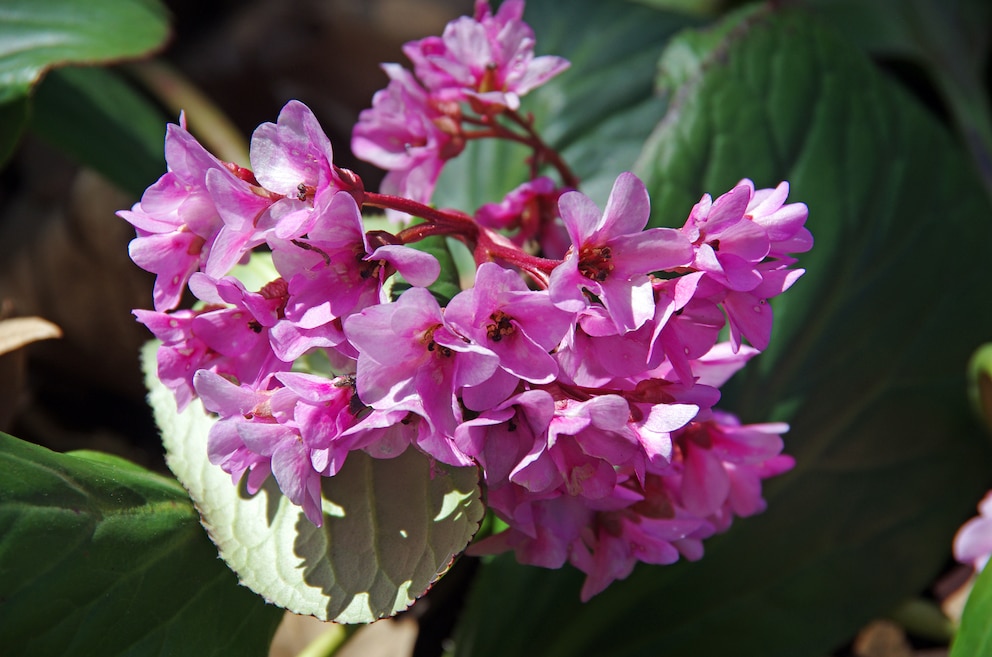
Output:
[795,0,992,197]
[142,342,485,623]
[0,97,28,164]
[0,433,282,657]
[431,0,699,212]
[0,0,169,169]
[951,565,992,657]
[30,66,169,196]
[452,8,992,657]
[0,0,170,105]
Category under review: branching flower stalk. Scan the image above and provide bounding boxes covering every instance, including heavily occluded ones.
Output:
[121,0,813,600]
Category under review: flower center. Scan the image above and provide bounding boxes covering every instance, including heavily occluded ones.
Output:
[577,245,614,282]
[296,182,316,203]
[485,310,516,343]
[356,251,383,280]
[478,63,501,94]
[424,324,453,358]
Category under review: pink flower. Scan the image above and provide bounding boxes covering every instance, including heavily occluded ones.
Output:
[743,180,813,260]
[454,389,556,485]
[474,176,566,255]
[549,172,692,333]
[446,262,571,409]
[187,273,291,388]
[403,0,569,111]
[352,64,462,210]
[199,169,282,278]
[680,183,770,292]
[672,413,792,522]
[195,372,275,496]
[250,99,350,206]
[135,308,217,411]
[720,265,806,351]
[571,508,702,601]
[510,395,638,499]
[194,369,365,526]
[649,273,724,385]
[469,489,592,569]
[271,191,440,331]
[120,121,252,310]
[955,491,992,571]
[343,287,499,449]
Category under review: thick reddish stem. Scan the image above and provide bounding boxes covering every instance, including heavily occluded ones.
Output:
[364,192,476,230]
[474,226,561,288]
[363,191,562,286]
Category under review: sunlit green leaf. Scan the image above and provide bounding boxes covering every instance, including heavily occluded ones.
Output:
[951,565,992,657]
[0,0,170,169]
[0,0,170,105]
[142,342,484,623]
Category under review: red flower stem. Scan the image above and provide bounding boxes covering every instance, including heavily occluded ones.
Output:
[460,110,580,188]
[474,227,561,287]
[505,109,580,188]
[394,221,468,244]
[363,192,475,230]
[363,191,562,284]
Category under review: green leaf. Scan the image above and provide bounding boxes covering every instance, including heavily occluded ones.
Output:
[388,228,464,304]
[0,97,28,164]
[31,66,168,196]
[626,0,722,17]
[431,0,700,212]
[0,0,170,170]
[969,343,992,433]
[452,9,992,657]
[0,432,282,657]
[0,0,170,105]
[142,341,485,623]
[951,565,992,657]
[795,0,992,197]
[654,3,763,93]
[796,0,989,60]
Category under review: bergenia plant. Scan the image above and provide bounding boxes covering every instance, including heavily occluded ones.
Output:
[124,0,810,618]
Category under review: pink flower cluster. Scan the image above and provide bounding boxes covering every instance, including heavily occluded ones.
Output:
[122,0,812,600]
[352,0,571,212]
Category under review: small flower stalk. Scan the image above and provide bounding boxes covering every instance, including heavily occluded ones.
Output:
[122,0,812,600]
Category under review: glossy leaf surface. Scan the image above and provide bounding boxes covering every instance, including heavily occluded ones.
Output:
[0,433,283,657]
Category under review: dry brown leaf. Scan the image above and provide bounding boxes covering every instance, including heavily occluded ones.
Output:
[0,316,62,356]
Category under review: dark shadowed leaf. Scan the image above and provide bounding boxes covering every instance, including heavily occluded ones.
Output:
[31,66,169,197]
[452,8,992,657]
[0,98,28,164]
[0,432,283,657]
[0,0,170,168]
[795,0,992,196]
